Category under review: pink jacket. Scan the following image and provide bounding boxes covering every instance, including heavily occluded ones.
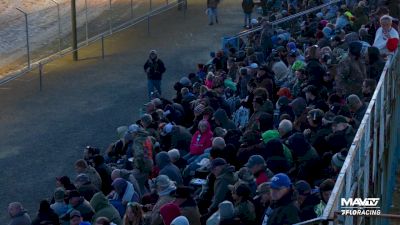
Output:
[190,121,213,155]
[205,80,213,89]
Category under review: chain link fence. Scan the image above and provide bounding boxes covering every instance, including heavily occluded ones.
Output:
[0,0,184,81]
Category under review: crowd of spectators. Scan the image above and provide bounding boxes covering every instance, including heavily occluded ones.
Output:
[7,1,399,225]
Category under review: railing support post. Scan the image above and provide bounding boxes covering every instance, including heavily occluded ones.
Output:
[16,8,30,68]
[109,0,113,34]
[130,0,134,19]
[101,36,105,59]
[70,0,78,61]
[147,0,152,35]
[183,0,187,18]
[85,0,89,43]
[39,63,43,91]
[51,0,62,53]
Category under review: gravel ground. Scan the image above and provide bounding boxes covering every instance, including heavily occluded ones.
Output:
[0,0,242,222]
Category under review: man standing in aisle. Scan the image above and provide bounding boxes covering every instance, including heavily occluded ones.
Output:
[144,50,166,100]
[207,0,220,25]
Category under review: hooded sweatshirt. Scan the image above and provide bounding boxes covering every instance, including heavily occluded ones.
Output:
[8,211,32,225]
[112,178,139,204]
[210,165,237,212]
[288,133,320,184]
[214,109,237,130]
[156,152,184,185]
[190,121,213,155]
[90,192,122,225]
[261,130,293,166]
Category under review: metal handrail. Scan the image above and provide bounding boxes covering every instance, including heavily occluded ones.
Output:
[0,0,186,86]
[294,49,400,225]
[226,0,341,41]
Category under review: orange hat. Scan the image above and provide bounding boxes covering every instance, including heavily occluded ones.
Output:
[277,87,293,99]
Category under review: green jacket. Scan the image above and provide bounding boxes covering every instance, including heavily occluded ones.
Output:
[262,130,293,166]
[90,192,122,225]
[235,200,256,224]
[210,165,237,212]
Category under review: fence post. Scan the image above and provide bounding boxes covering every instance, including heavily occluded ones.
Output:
[51,0,62,53]
[85,0,89,44]
[16,8,30,68]
[39,63,43,91]
[130,0,134,19]
[183,0,187,18]
[71,0,78,61]
[147,0,152,35]
[109,0,113,34]
[101,36,105,59]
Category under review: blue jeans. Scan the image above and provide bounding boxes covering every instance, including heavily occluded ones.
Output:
[244,13,251,27]
[207,8,218,24]
[147,79,161,99]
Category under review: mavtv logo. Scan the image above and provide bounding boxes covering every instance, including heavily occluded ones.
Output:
[341,198,380,208]
[340,198,381,216]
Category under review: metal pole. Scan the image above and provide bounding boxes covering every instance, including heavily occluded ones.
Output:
[71,0,78,61]
[147,15,150,35]
[39,63,43,91]
[183,0,187,18]
[109,0,113,34]
[150,0,153,11]
[85,0,89,44]
[16,8,30,68]
[101,36,105,59]
[147,0,152,34]
[130,0,134,19]
[51,0,62,53]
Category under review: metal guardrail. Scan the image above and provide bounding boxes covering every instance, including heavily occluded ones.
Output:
[294,48,400,225]
[0,0,187,87]
[226,0,341,41]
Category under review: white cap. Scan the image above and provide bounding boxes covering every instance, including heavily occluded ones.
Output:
[249,63,258,69]
[171,216,189,225]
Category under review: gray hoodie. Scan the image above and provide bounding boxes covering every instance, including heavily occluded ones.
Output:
[8,211,31,225]
[156,152,183,185]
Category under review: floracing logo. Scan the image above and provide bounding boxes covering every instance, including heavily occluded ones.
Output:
[341,198,381,216]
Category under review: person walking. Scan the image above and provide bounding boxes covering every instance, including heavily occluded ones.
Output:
[206,0,220,25]
[242,0,254,28]
[144,50,166,99]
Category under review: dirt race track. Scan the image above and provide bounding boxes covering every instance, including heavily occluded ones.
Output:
[0,0,242,221]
